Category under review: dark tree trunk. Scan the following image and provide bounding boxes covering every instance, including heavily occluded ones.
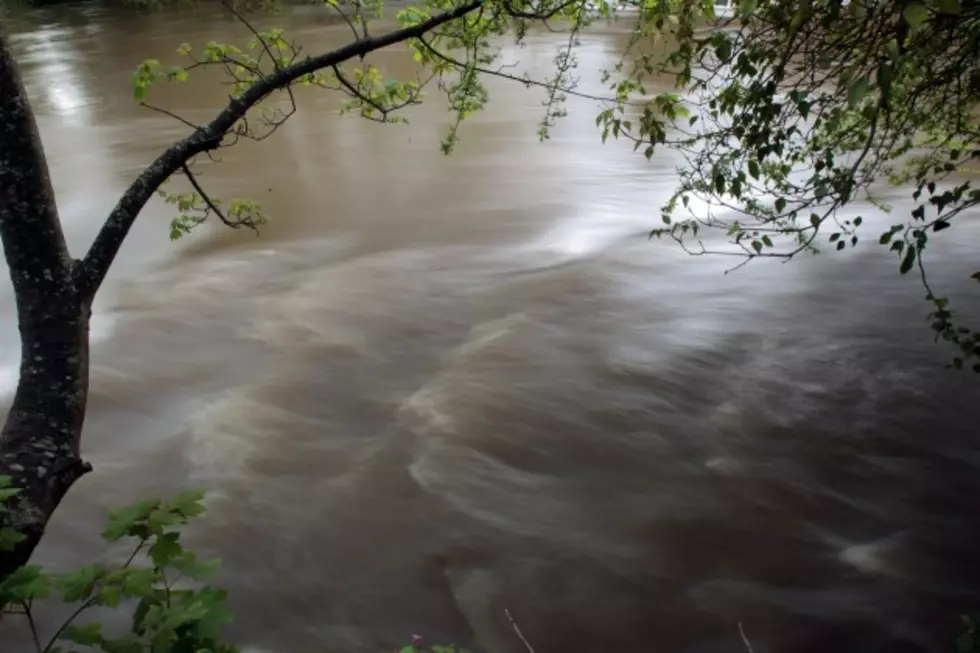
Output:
[0,31,91,584]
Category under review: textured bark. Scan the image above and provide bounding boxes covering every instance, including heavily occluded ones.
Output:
[0,31,91,584]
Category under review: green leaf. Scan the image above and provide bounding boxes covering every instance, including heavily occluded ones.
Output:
[61,622,104,647]
[119,568,161,597]
[0,565,52,602]
[848,76,871,109]
[149,531,183,568]
[0,486,22,502]
[900,246,917,274]
[0,527,26,552]
[748,160,760,179]
[876,63,892,97]
[714,38,732,63]
[146,506,184,535]
[938,0,960,14]
[103,499,161,542]
[99,584,123,607]
[57,564,105,602]
[902,2,930,31]
[186,587,235,639]
[886,39,901,63]
[168,489,207,518]
[168,66,189,82]
[171,550,223,580]
[132,595,158,634]
[879,224,903,244]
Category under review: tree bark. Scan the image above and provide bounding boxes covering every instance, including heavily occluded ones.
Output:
[0,31,91,584]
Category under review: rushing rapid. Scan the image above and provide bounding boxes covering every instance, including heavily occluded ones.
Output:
[3,3,980,652]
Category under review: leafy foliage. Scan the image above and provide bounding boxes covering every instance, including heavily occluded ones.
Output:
[594,0,980,368]
[117,0,980,367]
[0,477,236,653]
[0,475,27,553]
[0,477,471,653]
[3,0,980,648]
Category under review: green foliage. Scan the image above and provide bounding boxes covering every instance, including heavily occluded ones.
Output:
[0,475,26,553]
[119,0,980,366]
[0,476,473,653]
[589,0,980,368]
[0,477,237,653]
[156,183,267,241]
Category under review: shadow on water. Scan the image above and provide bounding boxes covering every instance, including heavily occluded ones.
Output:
[2,3,980,653]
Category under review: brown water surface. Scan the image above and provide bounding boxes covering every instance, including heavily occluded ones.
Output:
[3,3,980,652]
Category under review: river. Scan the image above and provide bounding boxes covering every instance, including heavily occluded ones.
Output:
[2,2,980,652]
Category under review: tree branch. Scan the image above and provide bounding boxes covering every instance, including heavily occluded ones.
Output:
[76,0,485,298]
[0,33,72,293]
[181,163,259,231]
[504,608,535,653]
[417,36,616,104]
[738,622,756,653]
[139,101,202,131]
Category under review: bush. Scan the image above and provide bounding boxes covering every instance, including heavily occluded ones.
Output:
[0,476,238,652]
[0,476,468,653]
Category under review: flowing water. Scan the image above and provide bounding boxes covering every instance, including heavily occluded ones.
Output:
[3,3,980,652]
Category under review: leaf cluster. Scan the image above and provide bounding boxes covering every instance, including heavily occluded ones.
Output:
[0,479,236,653]
[594,0,980,368]
[117,0,980,366]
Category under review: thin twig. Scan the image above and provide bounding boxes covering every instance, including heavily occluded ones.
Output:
[140,102,202,131]
[43,599,97,653]
[220,0,283,71]
[123,541,145,569]
[328,0,362,42]
[80,0,486,296]
[332,64,387,116]
[502,0,579,20]
[21,601,41,653]
[504,609,535,653]
[181,163,248,230]
[416,37,619,104]
[738,622,756,653]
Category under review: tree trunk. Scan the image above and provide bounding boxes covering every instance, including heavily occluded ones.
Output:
[0,30,91,584]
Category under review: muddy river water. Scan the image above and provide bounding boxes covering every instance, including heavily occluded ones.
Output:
[3,2,980,652]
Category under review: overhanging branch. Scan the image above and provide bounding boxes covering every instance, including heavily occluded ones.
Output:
[76,0,485,298]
